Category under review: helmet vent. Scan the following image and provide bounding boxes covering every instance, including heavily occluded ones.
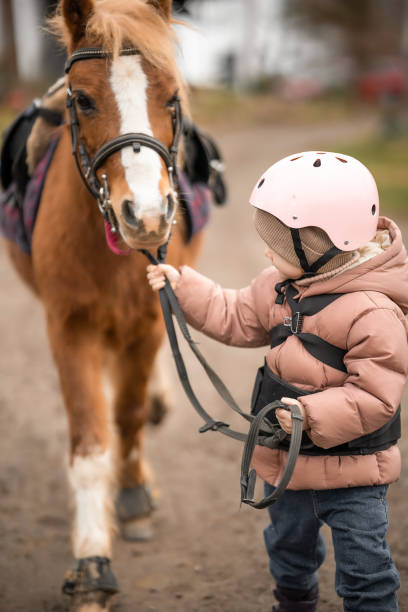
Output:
[372,204,376,215]
[290,156,303,161]
[313,159,321,167]
[257,178,265,189]
[336,157,347,163]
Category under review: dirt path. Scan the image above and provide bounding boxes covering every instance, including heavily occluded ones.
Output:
[1,116,407,612]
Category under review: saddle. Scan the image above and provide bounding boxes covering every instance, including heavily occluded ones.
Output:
[0,79,227,253]
[1,78,65,200]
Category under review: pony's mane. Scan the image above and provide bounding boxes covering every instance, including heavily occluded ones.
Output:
[49,0,187,99]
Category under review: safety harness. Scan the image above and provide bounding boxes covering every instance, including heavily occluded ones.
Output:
[251,282,401,457]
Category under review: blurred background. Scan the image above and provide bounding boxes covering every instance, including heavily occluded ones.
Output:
[1,2,408,611]
[1,0,408,213]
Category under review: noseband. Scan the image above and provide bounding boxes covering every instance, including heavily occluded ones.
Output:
[64,46,183,232]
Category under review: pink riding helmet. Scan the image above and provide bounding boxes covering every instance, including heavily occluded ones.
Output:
[249,151,379,251]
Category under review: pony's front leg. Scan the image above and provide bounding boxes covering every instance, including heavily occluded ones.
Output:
[111,329,164,541]
[47,320,119,611]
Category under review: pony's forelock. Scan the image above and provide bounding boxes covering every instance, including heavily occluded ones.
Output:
[48,0,188,103]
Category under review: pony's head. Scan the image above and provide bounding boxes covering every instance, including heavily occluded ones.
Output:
[51,0,186,250]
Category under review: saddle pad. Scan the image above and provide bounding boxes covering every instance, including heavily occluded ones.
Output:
[0,137,211,253]
[0,137,59,253]
[178,171,211,242]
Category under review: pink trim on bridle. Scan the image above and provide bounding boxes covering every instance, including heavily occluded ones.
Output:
[104,221,131,256]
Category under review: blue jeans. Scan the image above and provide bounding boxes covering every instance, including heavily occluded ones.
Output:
[264,484,400,611]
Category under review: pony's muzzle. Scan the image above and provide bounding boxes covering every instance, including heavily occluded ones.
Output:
[121,197,174,238]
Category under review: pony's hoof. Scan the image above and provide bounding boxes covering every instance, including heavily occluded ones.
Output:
[62,556,119,611]
[117,485,156,541]
[116,484,156,522]
[121,515,153,541]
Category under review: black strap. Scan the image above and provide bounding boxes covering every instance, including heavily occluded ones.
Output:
[290,228,342,274]
[143,252,250,441]
[300,333,346,373]
[274,279,293,305]
[168,92,183,165]
[285,284,343,316]
[269,326,347,373]
[290,228,310,271]
[270,284,347,373]
[66,90,98,199]
[91,133,173,174]
[139,249,305,507]
[308,245,341,273]
[240,401,304,509]
[65,47,140,73]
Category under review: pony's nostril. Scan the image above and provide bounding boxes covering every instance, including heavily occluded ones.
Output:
[121,199,139,227]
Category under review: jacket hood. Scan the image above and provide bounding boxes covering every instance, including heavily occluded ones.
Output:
[298,217,408,314]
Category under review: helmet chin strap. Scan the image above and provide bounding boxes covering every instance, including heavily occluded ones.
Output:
[274,229,342,305]
[290,228,341,276]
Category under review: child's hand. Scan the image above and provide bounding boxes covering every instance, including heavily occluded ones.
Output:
[276,398,309,434]
[146,264,180,291]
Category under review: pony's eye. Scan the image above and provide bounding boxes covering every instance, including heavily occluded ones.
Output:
[76,93,95,113]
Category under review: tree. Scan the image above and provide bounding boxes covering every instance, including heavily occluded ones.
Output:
[285,0,408,73]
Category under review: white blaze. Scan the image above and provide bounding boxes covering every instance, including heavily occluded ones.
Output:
[110,55,162,215]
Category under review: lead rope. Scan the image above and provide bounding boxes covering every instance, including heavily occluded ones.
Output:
[140,247,304,508]
[240,401,303,508]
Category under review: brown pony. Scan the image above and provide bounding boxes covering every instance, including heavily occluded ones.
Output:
[5,0,204,609]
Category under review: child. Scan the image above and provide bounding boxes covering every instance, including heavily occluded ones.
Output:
[147,151,408,611]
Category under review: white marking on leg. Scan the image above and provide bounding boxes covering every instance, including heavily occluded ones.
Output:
[69,450,116,559]
[110,55,162,215]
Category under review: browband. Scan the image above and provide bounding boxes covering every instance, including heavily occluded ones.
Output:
[65,47,140,74]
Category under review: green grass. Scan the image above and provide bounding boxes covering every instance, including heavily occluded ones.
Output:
[323,136,408,216]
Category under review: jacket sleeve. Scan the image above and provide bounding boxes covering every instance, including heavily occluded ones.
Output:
[174,265,280,347]
[299,307,408,448]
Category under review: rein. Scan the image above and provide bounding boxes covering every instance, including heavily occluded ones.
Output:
[142,248,304,509]
[64,46,182,233]
[64,45,303,508]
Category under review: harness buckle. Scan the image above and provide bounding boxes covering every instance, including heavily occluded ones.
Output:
[199,420,229,433]
[283,312,303,334]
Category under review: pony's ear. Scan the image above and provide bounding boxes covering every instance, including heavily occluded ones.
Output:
[62,0,94,45]
[147,0,172,21]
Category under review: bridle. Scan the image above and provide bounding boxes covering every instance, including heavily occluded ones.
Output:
[64,46,183,232]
